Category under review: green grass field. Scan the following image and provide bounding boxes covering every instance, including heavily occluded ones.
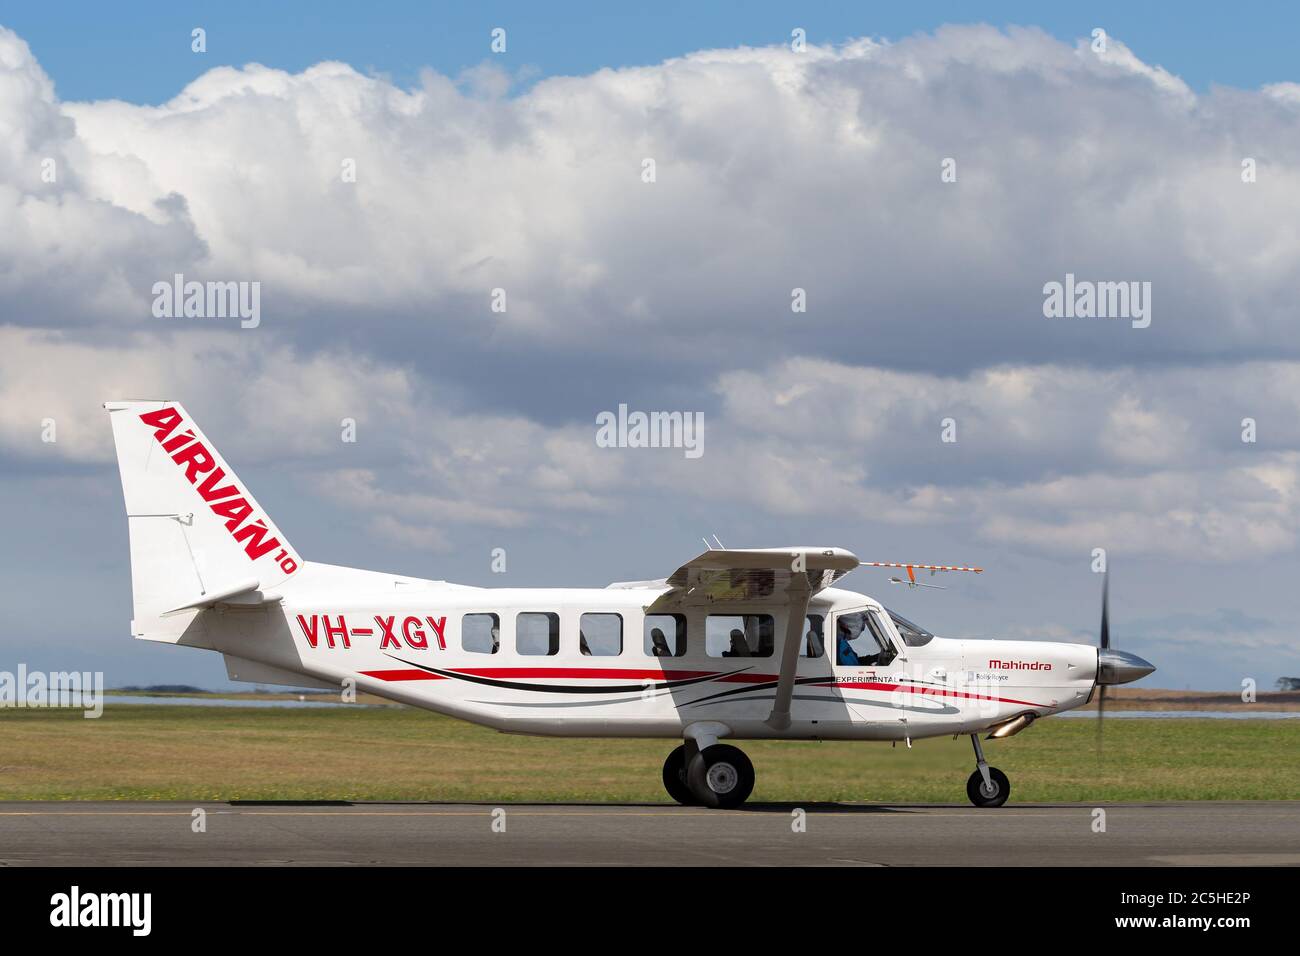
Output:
[1,705,1296,802]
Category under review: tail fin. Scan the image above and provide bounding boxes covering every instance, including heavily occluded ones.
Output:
[104,401,301,642]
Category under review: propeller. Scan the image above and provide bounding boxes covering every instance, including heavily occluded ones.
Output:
[1097,570,1109,751]
[1093,567,1156,753]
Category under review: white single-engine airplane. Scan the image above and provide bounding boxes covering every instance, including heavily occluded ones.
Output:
[105,401,1156,808]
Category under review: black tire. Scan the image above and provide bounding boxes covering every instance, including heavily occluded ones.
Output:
[966,767,1011,808]
[686,744,755,809]
[662,745,696,805]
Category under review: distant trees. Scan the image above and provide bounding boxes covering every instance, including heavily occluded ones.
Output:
[1276,677,1300,691]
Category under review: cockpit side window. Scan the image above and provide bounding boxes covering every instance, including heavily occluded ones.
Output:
[835,609,899,667]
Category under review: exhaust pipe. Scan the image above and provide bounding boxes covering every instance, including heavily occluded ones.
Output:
[986,713,1036,739]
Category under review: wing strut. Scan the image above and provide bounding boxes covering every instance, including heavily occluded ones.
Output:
[766,573,812,731]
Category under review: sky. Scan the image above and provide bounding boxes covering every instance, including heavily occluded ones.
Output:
[8,1,1300,102]
[2,3,1299,692]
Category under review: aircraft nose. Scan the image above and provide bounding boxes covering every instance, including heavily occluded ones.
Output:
[1097,648,1156,685]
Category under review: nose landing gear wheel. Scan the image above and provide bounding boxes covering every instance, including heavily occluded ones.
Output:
[966,767,1010,808]
[686,744,755,809]
[662,745,697,806]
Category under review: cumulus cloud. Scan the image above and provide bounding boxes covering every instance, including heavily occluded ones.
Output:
[2,24,1299,367]
[702,356,1300,559]
[3,22,1300,570]
[0,326,416,464]
[15,327,1297,561]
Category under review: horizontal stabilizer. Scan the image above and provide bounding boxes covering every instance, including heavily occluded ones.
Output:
[164,578,278,615]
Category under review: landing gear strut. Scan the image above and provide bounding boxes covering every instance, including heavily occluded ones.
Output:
[662,742,755,808]
[966,733,1010,808]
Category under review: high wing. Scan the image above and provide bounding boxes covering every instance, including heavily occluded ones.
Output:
[644,547,860,612]
[643,547,860,732]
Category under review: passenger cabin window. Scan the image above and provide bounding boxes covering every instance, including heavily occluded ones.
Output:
[517,612,560,656]
[706,614,774,658]
[463,613,500,655]
[644,614,687,657]
[580,613,622,656]
[802,614,825,657]
[835,610,898,667]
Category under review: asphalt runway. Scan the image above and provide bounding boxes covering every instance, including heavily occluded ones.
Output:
[0,801,1295,866]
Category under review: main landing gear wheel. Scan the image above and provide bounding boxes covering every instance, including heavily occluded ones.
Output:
[662,745,696,806]
[966,767,1011,808]
[686,744,755,809]
[966,732,1010,807]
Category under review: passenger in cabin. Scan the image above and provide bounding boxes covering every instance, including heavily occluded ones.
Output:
[490,625,500,654]
[726,628,750,657]
[650,627,671,657]
[579,630,591,656]
[806,628,823,658]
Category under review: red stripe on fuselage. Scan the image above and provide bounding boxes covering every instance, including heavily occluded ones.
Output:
[813,681,1045,708]
[356,667,1048,708]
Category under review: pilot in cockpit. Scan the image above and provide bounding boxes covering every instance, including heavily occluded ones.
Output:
[836,616,862,666]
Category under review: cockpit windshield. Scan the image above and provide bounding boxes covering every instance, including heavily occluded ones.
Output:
[885,608,935,647]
